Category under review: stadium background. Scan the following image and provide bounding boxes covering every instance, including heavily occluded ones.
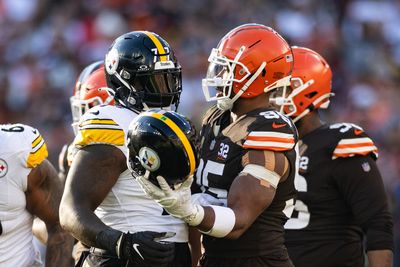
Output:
[0,0,399,264]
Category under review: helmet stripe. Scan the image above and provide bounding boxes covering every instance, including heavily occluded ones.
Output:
[149,113,196,176]
[141,31,167,62]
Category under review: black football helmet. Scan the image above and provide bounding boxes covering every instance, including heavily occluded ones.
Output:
[104,31,182,112]
[127,109,198,186]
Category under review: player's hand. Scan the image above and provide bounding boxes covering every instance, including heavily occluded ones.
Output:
[136,175,204,226]
[117,231,175,266]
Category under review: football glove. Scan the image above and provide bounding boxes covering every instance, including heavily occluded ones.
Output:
[136,175,205,226]
[117,231,175,266]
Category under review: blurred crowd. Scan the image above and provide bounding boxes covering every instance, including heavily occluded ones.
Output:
[1,0,399,263]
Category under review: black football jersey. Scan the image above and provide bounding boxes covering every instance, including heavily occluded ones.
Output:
[196,106,298,258]
[284,122,393,267]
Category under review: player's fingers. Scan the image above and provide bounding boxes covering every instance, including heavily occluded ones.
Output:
[181,175,193,189]
[157,176,173,195]
[137,176,164,198]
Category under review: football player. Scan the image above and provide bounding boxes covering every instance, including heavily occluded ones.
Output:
[58,61,116,263]
[0,123,74,266]
[59,60,115,182]
[136,24,298,267]
[274,47,393,267]
[60,31,190,267]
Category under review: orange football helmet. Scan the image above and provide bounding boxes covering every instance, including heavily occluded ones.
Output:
[202,23,293,111]
[71,61,115,134]
[271,46,333,122]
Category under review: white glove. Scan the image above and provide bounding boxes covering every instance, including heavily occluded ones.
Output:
[136,175,204,226]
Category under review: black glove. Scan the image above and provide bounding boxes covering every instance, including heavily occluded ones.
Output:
[117,231,175,267]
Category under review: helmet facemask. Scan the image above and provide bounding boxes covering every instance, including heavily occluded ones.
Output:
[111,67,182,112]
[203,46,271,111]
[105,32,183,113]
[270,77,332,122]
[70,88,114,134]
[202,46,251,111]
[202,46,291,111]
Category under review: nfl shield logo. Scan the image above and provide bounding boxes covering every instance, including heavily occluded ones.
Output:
[361,162,371,172]
[209,139,216,150]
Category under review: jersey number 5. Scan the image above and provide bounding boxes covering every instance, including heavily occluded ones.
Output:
[284,163,310,229]
[196,158,228,199]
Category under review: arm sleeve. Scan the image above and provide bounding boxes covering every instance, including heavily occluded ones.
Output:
[333,155,393,251]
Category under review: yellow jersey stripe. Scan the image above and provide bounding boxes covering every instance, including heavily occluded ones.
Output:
[80,119,119,127]
[31,135,43,148]
[142,31,167,62]
[74,128,125,147]
[27,142,48,168]
[149,113,196,176]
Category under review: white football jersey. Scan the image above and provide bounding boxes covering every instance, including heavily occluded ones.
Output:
[73,105,188,242]
[0,124,47,267]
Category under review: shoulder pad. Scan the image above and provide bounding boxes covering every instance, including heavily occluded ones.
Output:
[0,124,48,168]
[243,110,298,151]
[329,123,378,160]
[202,105,223,126]
[26,126,48,168]
[73,106,125,148]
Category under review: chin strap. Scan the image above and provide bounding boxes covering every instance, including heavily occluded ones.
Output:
[98,87,116,105]
[292,92,334,123]
[217,61,267,111]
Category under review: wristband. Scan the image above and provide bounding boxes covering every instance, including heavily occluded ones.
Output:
[200,205,236,238]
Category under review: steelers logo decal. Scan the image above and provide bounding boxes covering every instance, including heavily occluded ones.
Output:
[138,147,160,172]
[0,159,8,178]
[105,48,119,75]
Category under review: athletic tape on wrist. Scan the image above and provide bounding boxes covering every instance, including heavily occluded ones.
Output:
[200,205,236,238]
[240,164,280,188]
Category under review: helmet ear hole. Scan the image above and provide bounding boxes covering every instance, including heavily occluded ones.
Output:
[305,91,318,99]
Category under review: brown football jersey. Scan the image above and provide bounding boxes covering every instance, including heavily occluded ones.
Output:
[196,106,298,258]
[284,123,393,267]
